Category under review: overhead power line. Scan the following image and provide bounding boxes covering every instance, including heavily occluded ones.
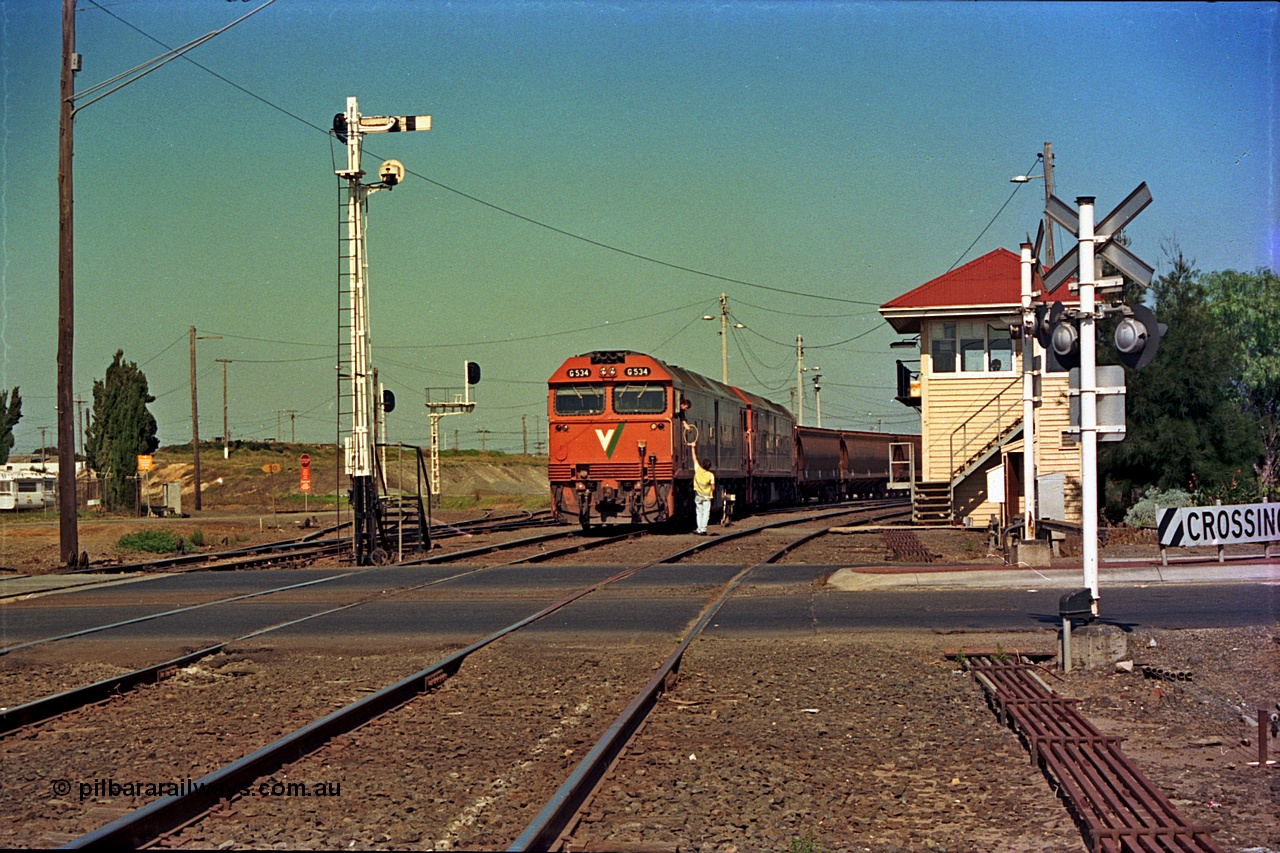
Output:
[91,3,885,308]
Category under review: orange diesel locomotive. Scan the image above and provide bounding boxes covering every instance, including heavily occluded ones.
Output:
[547,351,918,527]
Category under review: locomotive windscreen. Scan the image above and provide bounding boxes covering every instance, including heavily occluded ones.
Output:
[554,385,605,415]
[612,384,667,414]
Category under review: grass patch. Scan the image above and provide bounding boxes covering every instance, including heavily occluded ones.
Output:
[116,529,182,553]
[116,528,205,553]
[788,829,824,853]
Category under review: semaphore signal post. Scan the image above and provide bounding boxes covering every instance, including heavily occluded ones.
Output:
[333,96,430,565]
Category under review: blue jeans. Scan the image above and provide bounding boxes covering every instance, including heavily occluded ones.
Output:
[695,494,711,533]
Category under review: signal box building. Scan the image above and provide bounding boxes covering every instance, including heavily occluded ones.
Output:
[879,248,1082,528]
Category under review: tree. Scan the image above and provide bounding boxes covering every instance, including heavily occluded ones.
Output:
[0,387,21,465]
[85,350,159,512]
[1200,267,1280,497]
[1100,249,1262,508]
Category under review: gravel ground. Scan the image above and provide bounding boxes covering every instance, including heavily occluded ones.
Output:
[570,632,1085,853]
[161,637,676,851]
[1052,625,1280,852]
[0,645,460,848]
[2,511,1275,851]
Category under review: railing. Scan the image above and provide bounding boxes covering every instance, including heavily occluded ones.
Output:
[374,442,431,560]
[947,377,1021,481]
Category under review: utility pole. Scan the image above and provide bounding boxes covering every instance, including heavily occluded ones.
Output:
[1043,142,1056,268]
[286,410,297,443]
[74,395,84,484]
[53,0,275,567]
[1078,196,1100,606]
[190,327,201,510]
[477,429,490,453]
[188,328,219,510]
[702,293,744,384]
[795,335,803,426]
[56,0,77,565]
[216,359,231,459]
[522,415,528,456]
[795,335,818,427]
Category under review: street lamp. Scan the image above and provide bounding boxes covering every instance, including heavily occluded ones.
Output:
[702,293,744,384]
[811,373,822,428]
[1009,142,1057,267]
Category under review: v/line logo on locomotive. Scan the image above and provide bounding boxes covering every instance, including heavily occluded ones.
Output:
[595,425,624,458]
[547,350,920,529]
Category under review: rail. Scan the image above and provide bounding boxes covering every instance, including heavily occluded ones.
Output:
[510,503,912,850]
[60,505,887,850]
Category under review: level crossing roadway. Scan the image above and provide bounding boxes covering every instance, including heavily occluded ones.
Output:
[1,562,1274,649]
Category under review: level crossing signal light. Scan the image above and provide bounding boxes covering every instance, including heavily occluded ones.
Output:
[1034,301,1164,371]
[1113,303,1166,369]
[1034,302,1081,370]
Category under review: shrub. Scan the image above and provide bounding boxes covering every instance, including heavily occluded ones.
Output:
[1123,487,1193,528]
[116,529,181,553]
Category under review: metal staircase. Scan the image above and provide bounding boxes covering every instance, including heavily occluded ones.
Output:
[372,443,432,562]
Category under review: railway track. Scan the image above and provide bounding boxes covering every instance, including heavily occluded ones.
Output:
[62,525,348,576]
[38,503,898,849]
[0,525,629,729]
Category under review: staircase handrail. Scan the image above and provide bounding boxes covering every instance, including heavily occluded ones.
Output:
[947,376,1022,480]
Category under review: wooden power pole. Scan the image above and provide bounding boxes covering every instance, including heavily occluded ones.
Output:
[189,327,202,510]
[57,0,78,566]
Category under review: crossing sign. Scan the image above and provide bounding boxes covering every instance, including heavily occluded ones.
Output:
[1157,502,1280,547]
[1042,183,1154,294]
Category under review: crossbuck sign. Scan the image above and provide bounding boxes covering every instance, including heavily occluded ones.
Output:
[1157,502,1280,547]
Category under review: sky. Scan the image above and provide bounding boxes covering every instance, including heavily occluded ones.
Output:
[0,0,1275,457]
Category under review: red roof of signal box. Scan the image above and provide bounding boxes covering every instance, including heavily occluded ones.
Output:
[879,248,1075,334]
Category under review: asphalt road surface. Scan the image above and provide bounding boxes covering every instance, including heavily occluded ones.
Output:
[2,563,1275,650]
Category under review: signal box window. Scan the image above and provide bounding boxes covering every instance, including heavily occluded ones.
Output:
[930,322,958,373]
[960,321,986,372]
[612,384,666,415]
[987,323,1013,372]
[554,385,605,415]
[930,320,1014,374]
